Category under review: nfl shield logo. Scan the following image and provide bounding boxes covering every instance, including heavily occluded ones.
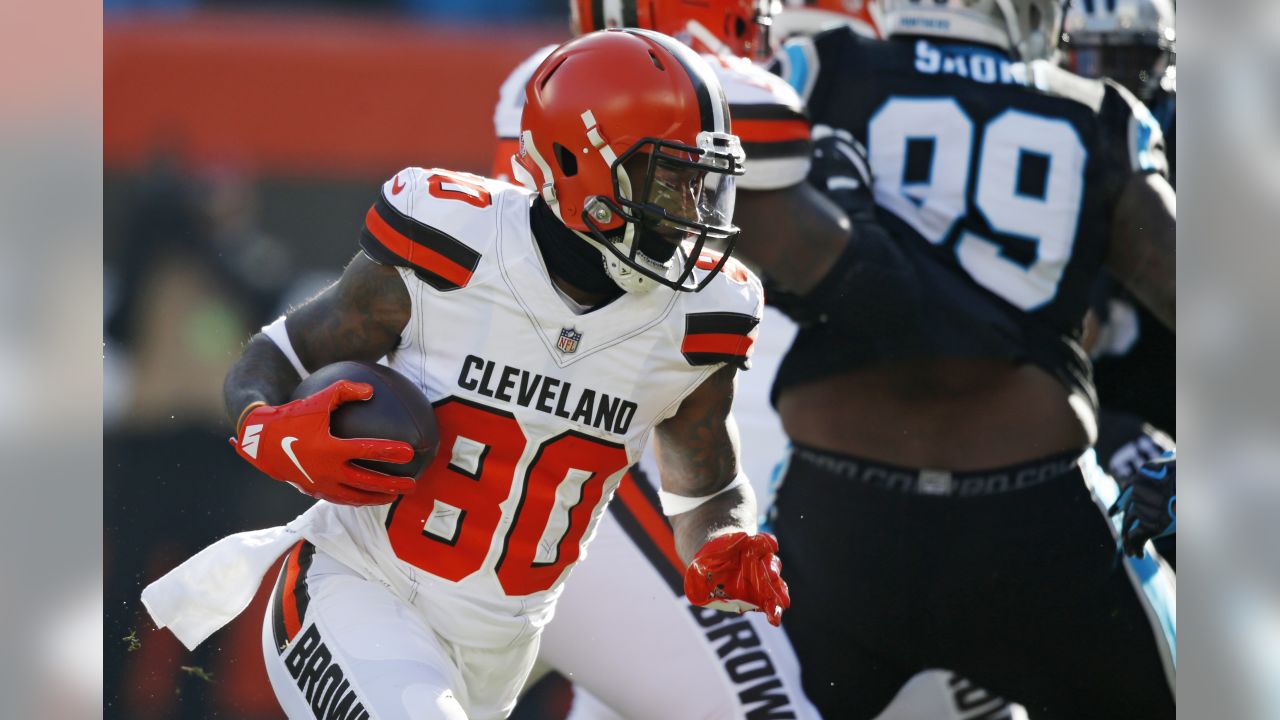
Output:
[557,327,582,354]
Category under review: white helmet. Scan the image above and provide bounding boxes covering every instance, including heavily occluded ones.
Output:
[1064,0,1174,49]
[1063,0,1174,99]
[880,0,1067,61]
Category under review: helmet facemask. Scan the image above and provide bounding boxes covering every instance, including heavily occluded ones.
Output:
[580,132,745,293]
[1062,0,1175,100]
[1067,43,1171,99]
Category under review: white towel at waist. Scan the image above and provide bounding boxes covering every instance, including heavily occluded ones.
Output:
[141,522,302,650]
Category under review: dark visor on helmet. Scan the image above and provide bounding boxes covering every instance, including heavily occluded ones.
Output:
[582,135,744,292]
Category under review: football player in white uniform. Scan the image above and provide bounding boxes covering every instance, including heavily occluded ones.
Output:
[493,3,839,718]
[141,30,790,720]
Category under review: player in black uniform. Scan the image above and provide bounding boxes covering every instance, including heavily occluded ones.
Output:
[764,0,1176,717]
[1065,0,1177,564]
[1064,0,1177,458]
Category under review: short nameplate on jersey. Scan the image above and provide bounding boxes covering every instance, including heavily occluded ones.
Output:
[913,39,1028,86]
[556,327,582,355]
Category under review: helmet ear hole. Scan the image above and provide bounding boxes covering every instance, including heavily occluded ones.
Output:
[554,143,579,177]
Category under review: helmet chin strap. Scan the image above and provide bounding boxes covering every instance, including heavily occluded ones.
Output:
[521,125,655,294]
[579,109,669,294]
[571,226,659,294]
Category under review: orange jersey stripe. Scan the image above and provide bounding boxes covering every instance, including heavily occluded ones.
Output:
[281,544,303,640]
[732,118,811,145]
[681,333,755,357]
[615,473,685,574]
[364,205,475,288]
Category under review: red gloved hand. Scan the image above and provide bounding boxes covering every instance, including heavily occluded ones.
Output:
[232,380,416,506]
[685,532,790,627]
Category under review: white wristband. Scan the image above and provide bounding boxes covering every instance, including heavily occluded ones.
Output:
[658,473,749,516]
[261,316,310,380]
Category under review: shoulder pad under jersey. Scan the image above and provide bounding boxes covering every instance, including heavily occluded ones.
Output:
[494,45,556,141]
[492,45,556,181]
[676,249,765,370]
[1101,78,1169,178]
[360,167,522,292]
[768,26,858,108]
[708,53,812,190]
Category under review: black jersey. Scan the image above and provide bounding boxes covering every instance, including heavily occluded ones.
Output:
[1089,82,1176,431]
[769,29,1168,405]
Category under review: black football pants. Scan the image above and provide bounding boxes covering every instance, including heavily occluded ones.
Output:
[771,447,1175,720]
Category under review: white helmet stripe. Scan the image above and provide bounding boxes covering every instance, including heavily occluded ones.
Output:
[521,129,561,213]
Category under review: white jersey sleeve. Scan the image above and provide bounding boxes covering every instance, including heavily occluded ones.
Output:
[359,166,511,292]
[674,249,766,372]
[707,53,813,191]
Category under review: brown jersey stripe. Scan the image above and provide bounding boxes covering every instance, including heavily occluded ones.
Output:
[608,468,685,595]
[270,555,289,653]
[621,28,725,133]
[270,541,315,652]
[292,542,315,630]
[374,193,481,268]
[741,139,812,161]
[683,351,752,369]
[685,311,760,337]
[280,543,305,641]
[730,103,808,122]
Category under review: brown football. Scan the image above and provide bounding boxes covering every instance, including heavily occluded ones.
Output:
[292,361,439,479]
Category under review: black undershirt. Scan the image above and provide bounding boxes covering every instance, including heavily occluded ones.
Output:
[529,196,624,301]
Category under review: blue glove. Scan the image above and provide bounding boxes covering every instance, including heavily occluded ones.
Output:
[1109,453,1176,559]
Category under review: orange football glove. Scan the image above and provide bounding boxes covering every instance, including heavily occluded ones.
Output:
[231,380,416,506]
[684,532,790,627]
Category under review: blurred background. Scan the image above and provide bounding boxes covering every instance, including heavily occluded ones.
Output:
[53,0,1273,717]
[103,2,567,717]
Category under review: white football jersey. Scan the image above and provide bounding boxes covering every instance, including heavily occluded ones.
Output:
[493,46,811,190]
[311,166,764,651]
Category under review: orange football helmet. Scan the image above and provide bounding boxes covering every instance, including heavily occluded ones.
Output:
[569,0,774,59]
[513,29,745,294]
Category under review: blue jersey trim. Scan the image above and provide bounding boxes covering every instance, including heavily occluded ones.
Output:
[783,43,810,98]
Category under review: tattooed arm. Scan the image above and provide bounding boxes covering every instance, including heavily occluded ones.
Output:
[1107,172,1176,329]
[223,252,410,427]
[654,365,757,565]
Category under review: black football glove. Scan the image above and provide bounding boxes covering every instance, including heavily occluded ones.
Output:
[1109,453,1176,559]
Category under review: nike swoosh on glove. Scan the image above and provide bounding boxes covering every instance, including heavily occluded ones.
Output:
[1109,453,1176,559]
[685,532,790,627]
[232,380,417,506]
